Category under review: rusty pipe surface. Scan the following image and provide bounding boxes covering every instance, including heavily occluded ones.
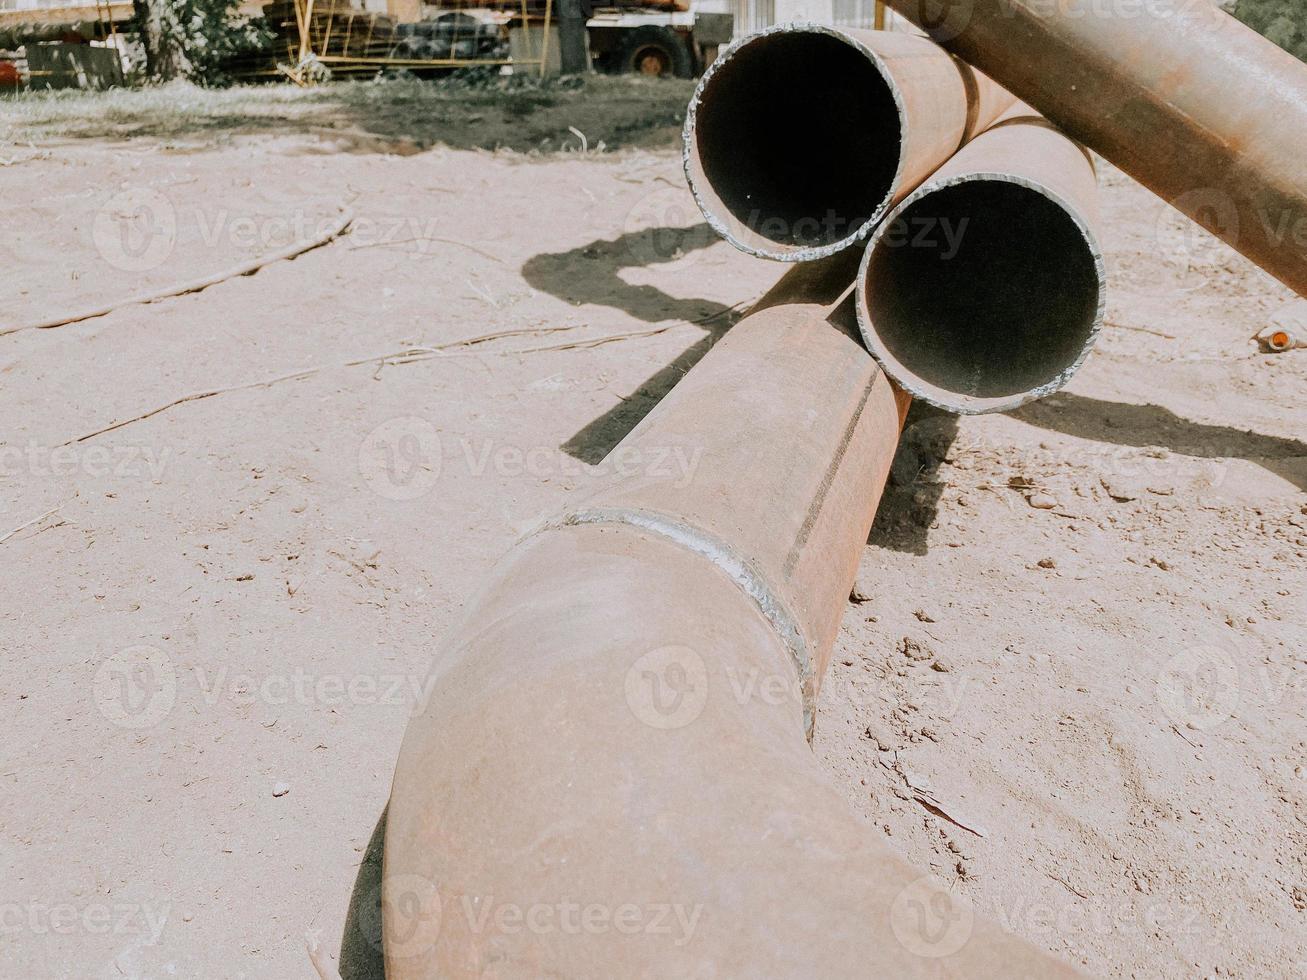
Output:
[381,258,1082,976]
[857,105,1105,414]
[683,24,1014,262]
[883,0,1307,296]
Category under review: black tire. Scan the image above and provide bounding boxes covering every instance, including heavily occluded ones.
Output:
[390,37,423,58]
[614,25,692,79]
[432,12,478,38]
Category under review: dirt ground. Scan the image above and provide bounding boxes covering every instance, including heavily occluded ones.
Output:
[1,77,1304,979]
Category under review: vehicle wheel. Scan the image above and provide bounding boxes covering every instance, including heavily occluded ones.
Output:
[614,25,692,79]
[390,37,423,59]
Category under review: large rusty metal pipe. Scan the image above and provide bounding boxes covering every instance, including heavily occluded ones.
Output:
[883,0,1307,296]
[381,258,1081,976]
[857,105,1105,414]
[683,24,1014,262]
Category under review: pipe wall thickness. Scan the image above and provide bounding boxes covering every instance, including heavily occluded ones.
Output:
[857,105,1106,414]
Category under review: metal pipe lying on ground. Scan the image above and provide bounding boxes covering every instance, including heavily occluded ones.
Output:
[882,0,1307,297]
[683,24,1014,262]
[381,256,1081,976]
[857,104,1105,414]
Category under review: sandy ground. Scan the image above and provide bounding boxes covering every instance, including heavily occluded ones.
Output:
[1,78,1304,979]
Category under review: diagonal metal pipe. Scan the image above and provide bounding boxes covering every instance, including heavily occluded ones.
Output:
[856,104,1106,414]
[683,24,1015,262]
[380,256,1082,976]
[882,0,1307,296]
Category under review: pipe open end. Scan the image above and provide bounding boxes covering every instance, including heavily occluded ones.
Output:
[684,25,904,262]
[857,175,1104,414]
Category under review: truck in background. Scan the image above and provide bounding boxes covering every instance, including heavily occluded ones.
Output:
[586,0,733,78]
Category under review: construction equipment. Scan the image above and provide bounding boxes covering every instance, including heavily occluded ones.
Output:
[0,0,129,87]
[588,0,733,78]
[249,0,731,80]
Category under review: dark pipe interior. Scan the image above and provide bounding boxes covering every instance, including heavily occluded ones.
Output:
[863,180,1100,401]
[694,32,901,251]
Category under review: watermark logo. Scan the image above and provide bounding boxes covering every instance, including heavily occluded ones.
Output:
[376,874,443,959]
[624,645,709,730]
[732,208,862,251]
[93,645,177,729]
[0,899,170,941]
[1156,187,1239,268]
[92,190,450,273]
[193,667,437,714]
[1156,186,1307,273]
[96,656,437,731]
[903,0,974,43]
[457,440,702,488]
[994,894,1211,940]
[878,214,970,261]
[1156,644,1240,731]
[890,876,974,959]
[0,441,171,481]
[460,897,702,946]
[359,417,443,501]
[1093,444,1229,500]
[896,0,1231,55]
[623,186,716,274]
[358,425,703,499]
[93,188,178,273]
[1009,0,1222,23]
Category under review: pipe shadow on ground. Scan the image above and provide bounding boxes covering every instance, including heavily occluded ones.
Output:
[521,224,742,463]
[520,223,728,326]
[339,808,388,980]
[868,402,960,557]
[324,410,1302,980]
[868,391,1307,558]
[562,330,729,463]
[1013,393,1307,493]
[530,235,956,552]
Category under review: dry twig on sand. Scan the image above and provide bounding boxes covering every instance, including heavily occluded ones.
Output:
[350,235,506,264]
[1,210,354,338]
[305,933,343,980]
[1048,873,1091,899]
[61,322,692,445]
[0,503,64,546]
[1106,319,1177,340]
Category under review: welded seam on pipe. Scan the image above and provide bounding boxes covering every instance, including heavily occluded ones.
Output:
[682,22,909,263]
[983,114,1099,171]
[954,61,981,153]
[858,171,1106,414]
[536,506,817,738]
[783,371,880,575]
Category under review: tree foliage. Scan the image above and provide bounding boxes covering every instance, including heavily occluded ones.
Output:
[132,0,271,84]
[1231,0,1307,62]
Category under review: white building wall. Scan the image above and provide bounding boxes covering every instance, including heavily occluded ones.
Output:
[774,0,834,25]
[731,0,907,36]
